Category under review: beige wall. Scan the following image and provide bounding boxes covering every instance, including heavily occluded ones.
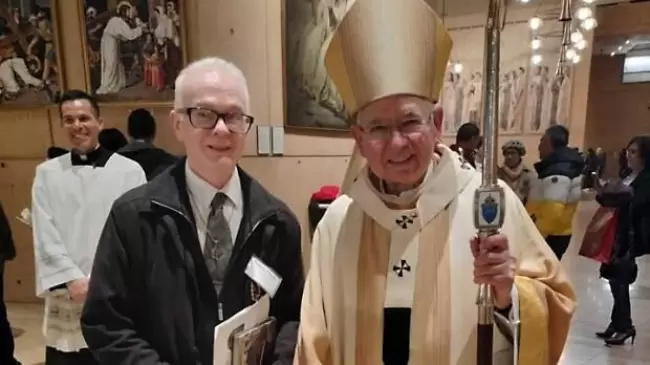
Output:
[0,1,593,301]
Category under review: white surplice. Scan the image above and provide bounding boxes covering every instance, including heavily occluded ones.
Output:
[295,145,576,365]
[32,152,146,352]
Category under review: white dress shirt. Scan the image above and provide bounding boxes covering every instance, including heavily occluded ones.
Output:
[185,162,243,252]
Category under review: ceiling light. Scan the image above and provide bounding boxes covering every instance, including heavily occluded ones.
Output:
[618,45,623,50]
[529,17,543,30]
[519,0,530,3]
[575,39,588,50]
[581,17,598,30]
[572,54,581,64]
[453,62,464,73]
[571,31,584,43]
[576,7,593,21]
[625,39,631,45]
[531,38,542,50]
[532,54,543,65]
[582,0,596,3]
[566,48,577,60]
[610,52,615,56]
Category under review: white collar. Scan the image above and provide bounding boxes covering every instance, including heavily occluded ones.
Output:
[185,161,243,217]
[347,145,477,232]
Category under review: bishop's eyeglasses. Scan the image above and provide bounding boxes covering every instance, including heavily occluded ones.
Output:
[183,107,255,134]
[359,118,430,141]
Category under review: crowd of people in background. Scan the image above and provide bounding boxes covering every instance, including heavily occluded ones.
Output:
[450,121,650,349]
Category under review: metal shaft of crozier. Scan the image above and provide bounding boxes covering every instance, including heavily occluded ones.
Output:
[475,0,509,364]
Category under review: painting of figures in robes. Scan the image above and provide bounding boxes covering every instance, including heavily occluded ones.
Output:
[0,0,64,106]
[441,23,530,136]
[523,64,573,134]
[284,0,351,130]
[81,0,187,103]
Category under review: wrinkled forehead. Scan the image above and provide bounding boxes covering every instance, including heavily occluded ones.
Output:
[178,72,247,111]
[356,95,433,126]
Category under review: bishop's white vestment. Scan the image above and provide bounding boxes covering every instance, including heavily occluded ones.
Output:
[32,149,146,352]
[295,146,576,365]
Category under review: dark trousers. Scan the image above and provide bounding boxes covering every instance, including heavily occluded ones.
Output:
[609,281,633,331]
[0,260,18,365]
[46,347,98,365]
[546,235,571,260]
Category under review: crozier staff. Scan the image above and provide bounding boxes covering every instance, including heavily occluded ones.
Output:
[294,0,576,364]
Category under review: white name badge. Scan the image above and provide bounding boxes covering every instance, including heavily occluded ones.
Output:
[244,256,283,299]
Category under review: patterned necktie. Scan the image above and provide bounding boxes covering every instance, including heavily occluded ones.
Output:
[203,192,233,295]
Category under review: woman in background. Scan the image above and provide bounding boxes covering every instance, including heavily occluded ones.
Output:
[595,136,650,346]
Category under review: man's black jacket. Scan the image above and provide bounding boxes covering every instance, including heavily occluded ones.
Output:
[0,202,16,262]
[81,160,304,365]
[118,141,180,181]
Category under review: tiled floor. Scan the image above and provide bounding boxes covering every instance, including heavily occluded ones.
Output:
[6,200,650,364]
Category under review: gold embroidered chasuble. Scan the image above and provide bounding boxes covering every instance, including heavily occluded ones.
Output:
[294,146,577,365]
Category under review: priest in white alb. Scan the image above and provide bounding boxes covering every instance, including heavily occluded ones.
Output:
[294,0,577,364]
[31,90,146,365]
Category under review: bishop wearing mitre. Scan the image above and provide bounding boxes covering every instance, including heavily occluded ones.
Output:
[294,0,577,364]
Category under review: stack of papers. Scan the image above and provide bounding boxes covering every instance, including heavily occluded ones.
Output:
[213,295,270,365]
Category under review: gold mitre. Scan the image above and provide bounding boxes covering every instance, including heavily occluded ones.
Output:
[324,0,453,116]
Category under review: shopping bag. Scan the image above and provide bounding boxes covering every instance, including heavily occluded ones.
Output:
[579,207,617,263]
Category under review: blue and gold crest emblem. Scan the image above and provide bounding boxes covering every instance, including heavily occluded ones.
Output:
[480,195,498,224]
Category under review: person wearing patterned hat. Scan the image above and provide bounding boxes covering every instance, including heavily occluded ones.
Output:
[294,0,575,364]
[497,140,536,204]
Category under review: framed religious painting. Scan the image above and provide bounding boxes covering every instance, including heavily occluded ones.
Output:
[0,0,65,107]
[282,0,351,130]
[79,0,188,104]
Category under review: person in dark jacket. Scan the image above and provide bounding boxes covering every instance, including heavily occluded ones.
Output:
[98,128,128,152]
[0,202,20,365]
[449,122,481,168]
[118,108,179,180]
[595,135,650,346]
[582,148,599,189]
[81,57,304,365]
[526,125,585,260]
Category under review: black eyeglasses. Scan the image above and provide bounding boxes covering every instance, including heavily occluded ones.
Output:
[182,107,255,134]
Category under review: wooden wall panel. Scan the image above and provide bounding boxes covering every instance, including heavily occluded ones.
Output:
[584,55,650,177]
[0,160,41,302]
[0,110,52,159]
[596,2,650,39]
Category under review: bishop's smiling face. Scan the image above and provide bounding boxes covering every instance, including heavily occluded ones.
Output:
[352,96,439,188]
[61,99,103,154]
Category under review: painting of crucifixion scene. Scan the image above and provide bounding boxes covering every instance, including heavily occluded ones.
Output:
[82,0,186,103]
[0,0,63,106]
[284,0,351,130]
